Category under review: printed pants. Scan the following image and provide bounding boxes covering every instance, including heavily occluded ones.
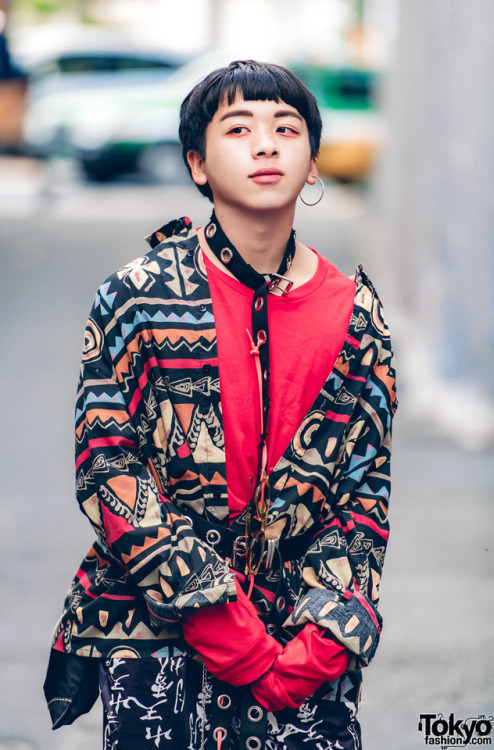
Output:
[99,651,362,750]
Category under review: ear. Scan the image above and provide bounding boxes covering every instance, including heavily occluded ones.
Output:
[306,155,319,185]
[187,150,208,186]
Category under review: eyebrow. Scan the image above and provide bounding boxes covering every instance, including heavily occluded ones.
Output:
[219,108,303,123]
[274,110,303,122]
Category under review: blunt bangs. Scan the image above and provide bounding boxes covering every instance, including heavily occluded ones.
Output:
[179,60,322,201]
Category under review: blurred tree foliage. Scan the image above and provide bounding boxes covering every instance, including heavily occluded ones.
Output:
[15,0,95,20]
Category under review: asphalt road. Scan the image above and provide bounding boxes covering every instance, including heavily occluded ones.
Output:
[1,162,493,749]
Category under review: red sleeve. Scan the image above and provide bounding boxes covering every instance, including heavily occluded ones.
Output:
[181,579,282,686]
[251,624,349,712]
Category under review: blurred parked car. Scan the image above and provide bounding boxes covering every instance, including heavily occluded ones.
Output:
[16,26,192,179]
[290,64,385,182]
[26,47,189,98]
[21,51,229,182]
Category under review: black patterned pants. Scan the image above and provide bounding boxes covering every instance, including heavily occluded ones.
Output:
[99,650,362,750]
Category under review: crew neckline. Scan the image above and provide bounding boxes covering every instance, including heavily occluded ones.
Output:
[201,245,329,301]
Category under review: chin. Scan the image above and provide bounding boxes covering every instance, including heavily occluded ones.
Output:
[213,187,297,214]
[246,191,298,212]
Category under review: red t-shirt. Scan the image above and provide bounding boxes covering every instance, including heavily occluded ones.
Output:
[182,247,355,692]
[204,248,355,519]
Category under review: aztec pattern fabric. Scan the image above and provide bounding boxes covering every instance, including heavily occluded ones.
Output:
[99,651,362,750]
[50,216,397,673]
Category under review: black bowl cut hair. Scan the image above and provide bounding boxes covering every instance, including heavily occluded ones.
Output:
[179,59,322,202]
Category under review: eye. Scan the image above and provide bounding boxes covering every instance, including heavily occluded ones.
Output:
[277,125,299,135]
[227,125,249,135]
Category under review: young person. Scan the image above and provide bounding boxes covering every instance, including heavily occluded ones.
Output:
[44,60,397,750]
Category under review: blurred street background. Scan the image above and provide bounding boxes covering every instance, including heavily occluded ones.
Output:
[0,0,493,748]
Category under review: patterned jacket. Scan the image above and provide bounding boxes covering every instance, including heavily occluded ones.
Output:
[51,216,397,682]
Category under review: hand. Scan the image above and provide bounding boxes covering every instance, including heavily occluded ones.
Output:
[181,579,282,686]
[251,624,349,712]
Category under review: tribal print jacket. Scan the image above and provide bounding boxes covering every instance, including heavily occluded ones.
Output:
[50,216,397,682]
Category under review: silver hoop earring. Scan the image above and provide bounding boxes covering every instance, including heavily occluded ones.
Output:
[299,176,324,206]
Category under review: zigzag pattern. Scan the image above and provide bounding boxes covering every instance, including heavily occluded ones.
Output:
[113,333,217,381]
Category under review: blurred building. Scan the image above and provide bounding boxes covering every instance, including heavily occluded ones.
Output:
[87,0,356,62]
[372,0,494,448]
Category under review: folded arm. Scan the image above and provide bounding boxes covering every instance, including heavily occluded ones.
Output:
[75,287,237,627]
[283,312,398,668]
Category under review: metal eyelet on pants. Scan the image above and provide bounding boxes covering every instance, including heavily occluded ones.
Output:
[247,706,263,722]
[213,727,227,741]
[217,694,232,709]
[246,737,262,750]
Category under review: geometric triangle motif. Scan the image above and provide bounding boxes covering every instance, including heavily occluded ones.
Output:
[187,403,224,451]
[373,546,386,567]
[192,376,220,396]
[347,531,364,555]
[353,311,368,332]
[183,562,215,593]
[145,391,157,419]
[134,478,153,523]
[168,412,186,456]
[335,387,356,407]
[321,531,342,550]
[192,377,211,396]
[180,262,199,297]
[168,378,192,397]
[76,467,94,490]
[154,376,169,394]
[99,483,133,521]
[92,453,108,473]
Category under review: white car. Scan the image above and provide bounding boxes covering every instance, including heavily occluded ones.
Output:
[21,48,231,181]
[17,26,193,178]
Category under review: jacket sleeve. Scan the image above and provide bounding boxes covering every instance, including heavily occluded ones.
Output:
[283,297,397,668]
[75,285,236,627]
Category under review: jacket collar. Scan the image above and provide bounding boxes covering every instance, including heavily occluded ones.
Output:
[144,216,194,249]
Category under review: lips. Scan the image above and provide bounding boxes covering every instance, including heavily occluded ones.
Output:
[249,168,283,177]
[249,168,284,184]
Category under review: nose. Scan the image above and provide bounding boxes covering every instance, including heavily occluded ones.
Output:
[252,125,278,157]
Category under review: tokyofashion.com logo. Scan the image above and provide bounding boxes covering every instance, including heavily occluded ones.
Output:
[418,713,493,747]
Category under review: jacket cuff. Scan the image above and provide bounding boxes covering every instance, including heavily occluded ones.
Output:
[283,587,383,667]
[144,560,237,628]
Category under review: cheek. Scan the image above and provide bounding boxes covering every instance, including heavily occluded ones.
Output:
[206,148,244,182]
[298,141,313,165]
[291,147,313,174]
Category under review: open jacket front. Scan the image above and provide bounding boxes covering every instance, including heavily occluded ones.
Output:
[46,216,397,727]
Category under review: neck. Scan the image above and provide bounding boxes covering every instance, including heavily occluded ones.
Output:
[212,202,295,274]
